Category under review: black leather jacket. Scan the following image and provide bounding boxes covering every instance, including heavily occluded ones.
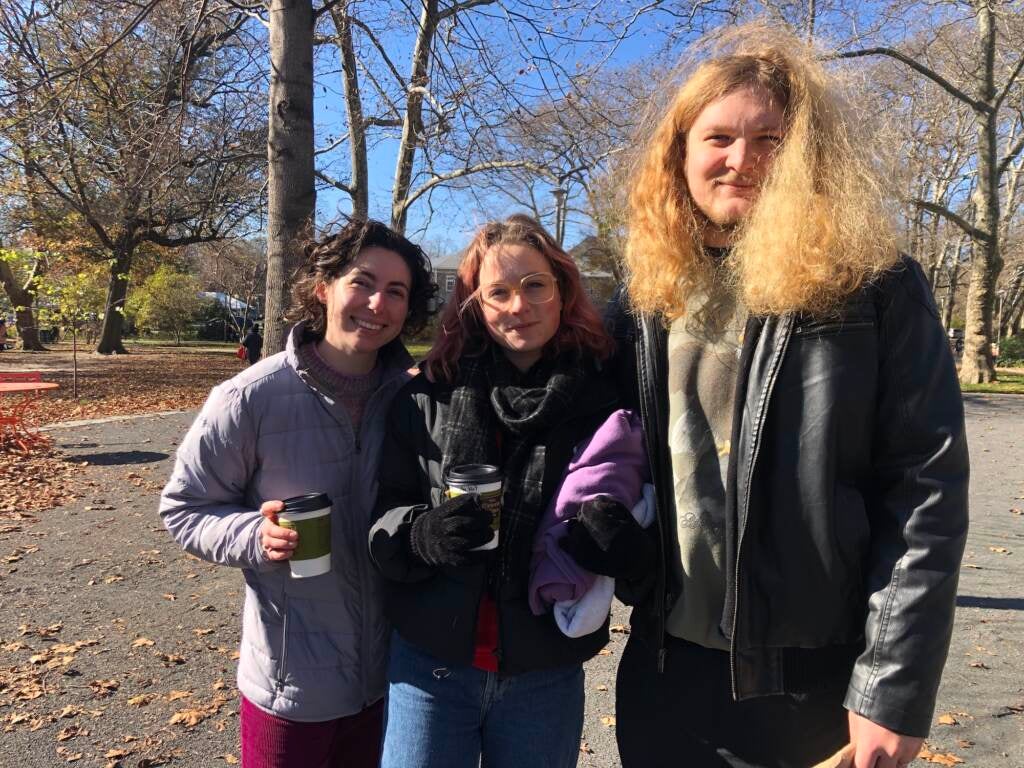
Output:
[606,256,969,737]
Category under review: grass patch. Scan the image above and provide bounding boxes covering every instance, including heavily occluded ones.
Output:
[127,338,237,349]
[961,370,1024,394]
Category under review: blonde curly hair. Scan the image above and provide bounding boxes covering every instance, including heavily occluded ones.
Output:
[625,23,898,319]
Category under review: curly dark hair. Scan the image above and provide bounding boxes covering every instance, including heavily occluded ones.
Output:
[285,218,437,338]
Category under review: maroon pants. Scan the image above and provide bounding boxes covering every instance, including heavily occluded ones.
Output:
[240,696,384,768]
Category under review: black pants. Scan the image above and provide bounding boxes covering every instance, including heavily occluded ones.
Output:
[616,634,850,768]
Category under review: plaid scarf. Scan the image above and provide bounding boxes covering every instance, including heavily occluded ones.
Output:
[441,349,585,586]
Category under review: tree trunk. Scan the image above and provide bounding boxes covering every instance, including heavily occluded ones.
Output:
[1000,265,1024,338]
[1009,298,1024,337]
[959,3,1000,385]
[942,260,960,330]
[264,0,316,358]
[927,243,944,292]
[332,2,368,219]
[391,0,440,235]
[0,258,47,351]
[96,244,133,354]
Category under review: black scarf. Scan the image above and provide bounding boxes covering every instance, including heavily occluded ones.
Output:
[441,349,585,585]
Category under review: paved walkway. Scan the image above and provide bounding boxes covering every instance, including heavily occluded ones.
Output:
[0,395,1020,767]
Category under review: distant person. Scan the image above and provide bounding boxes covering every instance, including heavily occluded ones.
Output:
[604,25,970,768]
[160,219,436,768]
[241,325,263,365]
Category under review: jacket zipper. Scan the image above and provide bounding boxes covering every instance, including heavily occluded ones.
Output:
[728,315,793,699]
[792,320,873,336]
[276,594,290,691]
[353,369,403,705]
[636,313,671,673]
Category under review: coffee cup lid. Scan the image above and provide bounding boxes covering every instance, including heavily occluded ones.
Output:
[282,493,332,514]
[445,464,502,483]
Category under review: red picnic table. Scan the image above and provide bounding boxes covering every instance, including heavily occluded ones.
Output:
[0,372,60,451]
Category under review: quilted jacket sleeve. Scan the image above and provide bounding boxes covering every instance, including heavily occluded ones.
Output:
[159,382,270,571]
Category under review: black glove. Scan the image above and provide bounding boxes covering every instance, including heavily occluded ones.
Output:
[408,493,493,567]
[559,495,654,580]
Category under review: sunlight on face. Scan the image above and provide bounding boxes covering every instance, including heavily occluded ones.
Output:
[684,86,785,246]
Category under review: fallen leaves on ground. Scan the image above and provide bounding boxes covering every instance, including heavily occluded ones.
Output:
[917,746,965,765]
[168,693,230,728]
[17,345,242,427]
[0,448,85,517]
[55,745,83,762]
[56,724,88,742]
[89,679,120,698]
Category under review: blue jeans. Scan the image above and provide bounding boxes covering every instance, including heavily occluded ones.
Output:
[381,632,585,768]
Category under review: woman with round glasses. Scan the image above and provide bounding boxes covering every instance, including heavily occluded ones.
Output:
[369,214,633,768]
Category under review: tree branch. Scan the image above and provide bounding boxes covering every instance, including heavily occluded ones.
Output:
[438,0,496,21]
[315,169,353,195]
[911,198,987,242]
[346,16,407,90]
[999,133,1024,178]
[833,48,986,113]
[314,0,347,20]
[399,160,556,216]
[315,133,351,156]
[994,55,1024,113]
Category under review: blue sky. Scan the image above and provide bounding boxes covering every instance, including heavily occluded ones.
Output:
[308,2,690,256]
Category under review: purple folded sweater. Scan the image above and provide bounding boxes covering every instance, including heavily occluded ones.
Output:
[528,409,649,615]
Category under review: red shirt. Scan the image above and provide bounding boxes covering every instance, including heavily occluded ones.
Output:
[471,428,503,673]
[471,592,500,672]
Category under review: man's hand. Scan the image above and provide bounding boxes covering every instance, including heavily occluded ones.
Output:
[559,495,654,579]
[848,711,923,768]
[259,500,297,561]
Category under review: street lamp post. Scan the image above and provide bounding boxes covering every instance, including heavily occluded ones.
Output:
[552,187,567,246]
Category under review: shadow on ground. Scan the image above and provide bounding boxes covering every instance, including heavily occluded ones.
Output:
[72,450,169,465]
[956,595,1024,611]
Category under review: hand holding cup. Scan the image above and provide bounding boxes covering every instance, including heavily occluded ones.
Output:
[260,500,297,561]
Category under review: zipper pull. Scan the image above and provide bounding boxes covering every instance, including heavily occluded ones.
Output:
[657,647,666,673]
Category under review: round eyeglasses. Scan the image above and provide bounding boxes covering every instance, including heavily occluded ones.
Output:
[474,272,557,309]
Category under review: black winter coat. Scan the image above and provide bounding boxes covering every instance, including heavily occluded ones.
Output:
[369,359,619,675]
[605,255,969,737]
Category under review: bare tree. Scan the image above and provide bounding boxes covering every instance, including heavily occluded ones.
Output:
[0,0,266,353]
[314,1,664,235]
[193,238,267,340]
[837,1,1024,383]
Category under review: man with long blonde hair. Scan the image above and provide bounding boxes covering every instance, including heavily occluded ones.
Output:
[597,25,969,768]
